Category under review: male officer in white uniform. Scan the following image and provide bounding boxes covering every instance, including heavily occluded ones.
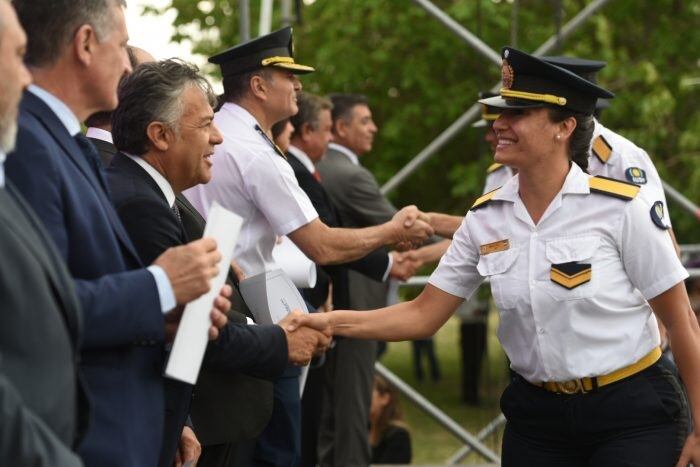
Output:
[184,26,433,466]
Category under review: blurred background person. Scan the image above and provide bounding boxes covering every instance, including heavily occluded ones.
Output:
[369,374,412,465]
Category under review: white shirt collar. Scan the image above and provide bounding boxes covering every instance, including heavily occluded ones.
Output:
[494,163,589,203]
[27,84,81,136]
[0,150,6,188]
[221,102,261,129]
[288,145,316,174]
[125,153,176,207]
[328,142,359,166]
[86,127,113,144]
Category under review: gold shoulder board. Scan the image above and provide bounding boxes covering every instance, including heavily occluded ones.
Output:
[470,187,501,211]
[486,162,504,174]
[592,135,613,164]
[589,176,640,201]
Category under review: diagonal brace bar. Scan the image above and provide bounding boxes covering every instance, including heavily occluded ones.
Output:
[382,0,615,195]
[374,362,501,463]
[412,0,501,65]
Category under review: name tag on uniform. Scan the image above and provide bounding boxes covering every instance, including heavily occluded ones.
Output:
[480,239,510,255]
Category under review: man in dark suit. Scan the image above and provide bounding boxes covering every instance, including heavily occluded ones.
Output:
[6,2,230,466]
[315,93,408,466]
[108,59,331,467]
[85,45,154,167]
[286,92,420,466]
[0,2,84,464]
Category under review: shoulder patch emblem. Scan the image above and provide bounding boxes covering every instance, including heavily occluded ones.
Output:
[591,135,613,164]
[470,187,500,211]
[588,176,640,201]
[650,201,670,230]
[624,167,647,185]
[486,162,504,174]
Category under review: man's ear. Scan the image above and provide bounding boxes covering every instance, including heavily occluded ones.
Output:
[146,121,172,152]
[300,122,314,141]
[333,118,348,140]
[249,74,268,101]
[73,24,97,67]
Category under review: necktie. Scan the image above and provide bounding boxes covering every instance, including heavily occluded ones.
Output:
[313,170,322,183]
[171,202,182,224]
[74,133,109,193]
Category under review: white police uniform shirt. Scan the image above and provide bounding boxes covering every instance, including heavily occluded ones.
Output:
[483,163,515,195]
[430,163,687,383]
[588,119,672,228]
[184,103,318,276]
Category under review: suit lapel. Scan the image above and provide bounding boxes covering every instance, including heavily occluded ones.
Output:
[0,184,81,344]
[22,92,143,266]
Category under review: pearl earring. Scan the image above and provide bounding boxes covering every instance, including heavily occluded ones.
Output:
[556,134,561,140]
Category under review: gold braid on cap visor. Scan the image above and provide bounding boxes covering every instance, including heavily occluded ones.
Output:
[500,88,567,106]
[261,56,295,66]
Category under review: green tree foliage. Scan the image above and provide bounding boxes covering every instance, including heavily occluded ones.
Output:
[150,0,699,242]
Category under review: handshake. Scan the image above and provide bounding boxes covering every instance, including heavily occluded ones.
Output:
[279,311,333,366]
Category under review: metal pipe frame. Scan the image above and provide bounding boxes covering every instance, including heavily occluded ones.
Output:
[662,180,700,221]
[238,0,250,42]
[381,0,614,195]
[374,362,502,464]
[412,0,501,65]
[447,413,507,465]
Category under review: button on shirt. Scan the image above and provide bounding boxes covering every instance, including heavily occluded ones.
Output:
[26,85,176,312]
[588,119,672,228]
[184,103,318,276]
[429,163,687,383]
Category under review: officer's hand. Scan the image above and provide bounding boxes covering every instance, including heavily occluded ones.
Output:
[154,238,221,305]
[676,430,700,467]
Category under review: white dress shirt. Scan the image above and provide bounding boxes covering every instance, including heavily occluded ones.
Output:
[86,127,114,144]
[184,103,318,276]
[588,119,672,228]
[483,165,515,195]
[430,163,686,383]
[327,142,359,166]
[126,154,176,208]
[25,87,176,312]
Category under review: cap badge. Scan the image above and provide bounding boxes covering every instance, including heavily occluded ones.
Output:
[502,59,514,89]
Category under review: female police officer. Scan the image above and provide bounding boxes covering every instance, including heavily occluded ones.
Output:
[289,47,700,466]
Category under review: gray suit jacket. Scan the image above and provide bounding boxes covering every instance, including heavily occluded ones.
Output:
[316,147,397,310]
[0,183,84,466]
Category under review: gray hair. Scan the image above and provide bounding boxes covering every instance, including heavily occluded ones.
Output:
[13,0,126,67]
[112,59,216,155]
[290,92,332,133]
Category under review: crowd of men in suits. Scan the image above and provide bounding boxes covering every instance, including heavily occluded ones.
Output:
[0,0,441,466]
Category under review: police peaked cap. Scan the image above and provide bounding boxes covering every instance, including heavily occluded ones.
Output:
[480,47,614,115]
[473,91,501,128]
[209,26,315,78]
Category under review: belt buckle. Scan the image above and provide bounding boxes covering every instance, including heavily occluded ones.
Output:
[555,379,584,394]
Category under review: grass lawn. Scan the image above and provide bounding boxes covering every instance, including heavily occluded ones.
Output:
[378,310,509,465]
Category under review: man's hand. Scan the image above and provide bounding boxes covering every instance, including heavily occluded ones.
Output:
[208,284,231,341]
[231,259,246,282]
[391,206,434,248]
[279,311,332,365]
[389,251,421,281]
[154,238,221,305]
[173,425,201,467]
[163,284,231,343]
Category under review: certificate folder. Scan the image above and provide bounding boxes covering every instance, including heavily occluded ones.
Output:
[239,269,310,392]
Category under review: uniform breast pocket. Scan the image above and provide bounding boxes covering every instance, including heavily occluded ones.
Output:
[477,247,519,309]
[545,236,599,301]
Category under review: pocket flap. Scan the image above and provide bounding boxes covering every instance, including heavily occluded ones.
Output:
[477,247,518,276]
[546,236,599,264]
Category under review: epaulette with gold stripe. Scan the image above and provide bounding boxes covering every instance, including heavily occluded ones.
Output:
[591,135,613,164]
[470,187,501,211]
[486,162,505,174]
[589,175,640,201]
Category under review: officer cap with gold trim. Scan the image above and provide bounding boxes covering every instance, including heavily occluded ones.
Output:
[209,26,315,78]
[479,47,614,115]
[543,56,610,114]
[542,56,606,82]
[472,91,501,128]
